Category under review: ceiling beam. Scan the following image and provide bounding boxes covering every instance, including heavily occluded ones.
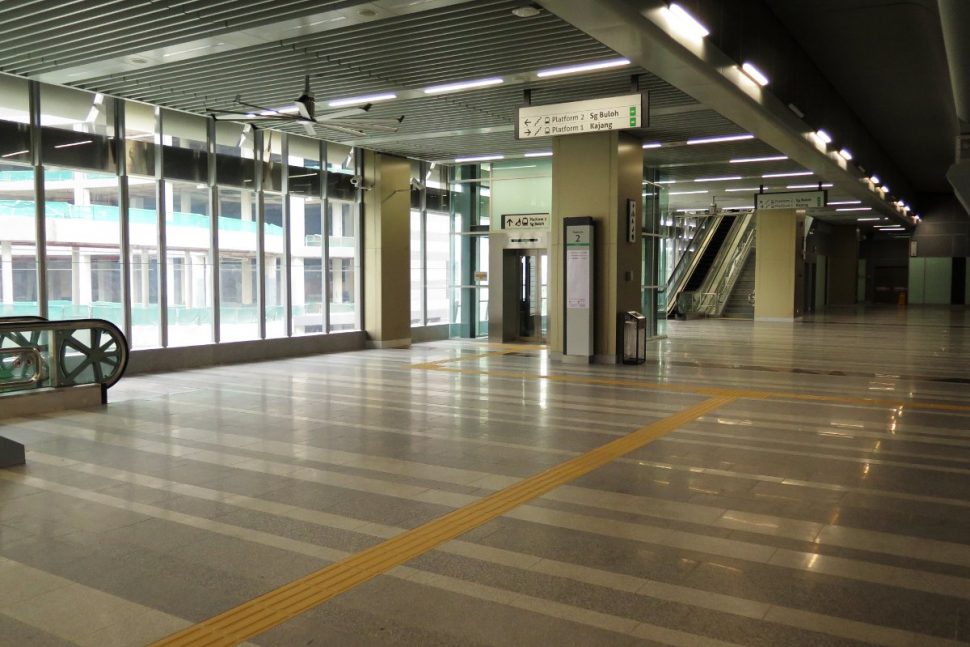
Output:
[536,0,911,224]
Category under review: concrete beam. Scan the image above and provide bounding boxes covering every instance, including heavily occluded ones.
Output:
[537,0,909,224]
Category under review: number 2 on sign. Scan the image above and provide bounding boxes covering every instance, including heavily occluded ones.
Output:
[574,232,581,242]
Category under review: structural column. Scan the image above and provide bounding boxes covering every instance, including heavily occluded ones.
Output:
[362,150,410,348]
[549,131,642,363]
[826,225,859,305]
[754,208,805,320]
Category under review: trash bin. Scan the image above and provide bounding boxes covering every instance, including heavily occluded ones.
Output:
[622,311,647,365]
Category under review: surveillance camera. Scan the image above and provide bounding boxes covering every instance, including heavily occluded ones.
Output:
[350,175,363,187]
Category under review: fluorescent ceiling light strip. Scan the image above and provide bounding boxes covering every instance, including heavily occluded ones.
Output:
[878,227,905,231]
[328,93,397,107]
[838,148,853,160]
[741,62,769,86]
[828,200,861,205]
[666,3,710,40]
[53,140,93,149]
[524,151,552,158]
[1,149,28,158]
[669,190,708,195]
[763,171,812,178]
[454,154,504,163]
[729,155,787,163]
[642,142,662,149]
[656,180,677,184]
[424,78,503,94]
[869,175,881,185]
[536,58,629,78]
[687,134,754,145]
[814,129,832,144]
[725,187,762,192]
[787,183,833,189]
[694,176,742,182]
[836,207,872,212]
[857,218,881,221]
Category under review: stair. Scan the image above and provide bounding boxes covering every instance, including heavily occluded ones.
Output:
[721,251,756,318]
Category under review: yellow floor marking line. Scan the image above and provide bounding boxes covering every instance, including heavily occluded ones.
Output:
[408,344,542,369]
[150,395,732,647]
[416,363,970,414]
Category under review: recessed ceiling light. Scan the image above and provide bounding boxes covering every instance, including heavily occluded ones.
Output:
[741,62,769,86]
[665,3,710,40]
[511,5,542,17]
[869,175,881,185]
[763,171,812,178]
[424,78,504,94]
[455,154,504,163]
[687,134,754,145]
[730,155,787,163]
[536,58,630,78]
[328,93,397,107]
[813,129,832,145]
[838,148,853,160]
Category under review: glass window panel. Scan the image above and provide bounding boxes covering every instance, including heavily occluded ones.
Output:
[287,135,320,168]
[287,166,320,196]
[426,210,450,324]
[128,176,160,348]
[326,143,354,174]
[40,85,114,137]
[261,131,283,192]
[161,109,207,150]
[328,198,357,331]
[124,101,156,142]
[165,181,212,346]
[0,162,37,316]
[0,73,31,164]
[218,188,258,342]
[410,208,423,326]
[43,168,122,328]
[162,145,207,182]
[263,192,286,338]
[291,193,325,335]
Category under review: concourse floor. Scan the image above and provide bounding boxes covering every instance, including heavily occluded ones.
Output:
[2,306,970,646]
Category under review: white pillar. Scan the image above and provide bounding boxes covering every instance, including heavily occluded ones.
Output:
[1,241,12,306]
[77,251,92,311]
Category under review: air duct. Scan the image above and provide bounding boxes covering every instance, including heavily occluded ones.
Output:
[939,0,970,215]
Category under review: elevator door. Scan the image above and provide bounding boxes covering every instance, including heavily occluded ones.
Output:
[516,250,547,342]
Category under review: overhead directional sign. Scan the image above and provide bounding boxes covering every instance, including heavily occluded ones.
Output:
[517,94,645,139]
[755,190,827,210]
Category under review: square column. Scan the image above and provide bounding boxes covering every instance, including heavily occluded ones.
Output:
[754,208,806,320]
[549,131,642,363]
[362,151,410,348]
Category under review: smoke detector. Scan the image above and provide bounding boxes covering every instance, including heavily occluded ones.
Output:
[512,5,542,18]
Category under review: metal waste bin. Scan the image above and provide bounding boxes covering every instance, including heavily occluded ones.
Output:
[622,311,647,365]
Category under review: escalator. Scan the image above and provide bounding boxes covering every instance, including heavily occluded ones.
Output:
[1,317,129,467]
[683,216,734,293]
[667,215,736,318]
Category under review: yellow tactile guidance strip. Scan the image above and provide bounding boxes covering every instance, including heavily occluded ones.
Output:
[150,395,734,646]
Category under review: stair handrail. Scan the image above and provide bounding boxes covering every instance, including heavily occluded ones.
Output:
[0,318,129,390]
[661,214,722,315]
[704,215,757,317]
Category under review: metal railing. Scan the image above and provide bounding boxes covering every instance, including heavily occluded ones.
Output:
[0,318,129,393]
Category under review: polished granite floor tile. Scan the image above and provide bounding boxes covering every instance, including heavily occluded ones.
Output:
[2,307,970,645]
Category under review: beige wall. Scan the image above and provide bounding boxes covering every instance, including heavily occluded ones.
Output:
[826,225,859,306]
[362,151,411,346]
[550,131,642,361]
[754,209,801,320]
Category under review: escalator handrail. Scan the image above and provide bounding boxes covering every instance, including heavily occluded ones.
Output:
[0,318,129,389]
